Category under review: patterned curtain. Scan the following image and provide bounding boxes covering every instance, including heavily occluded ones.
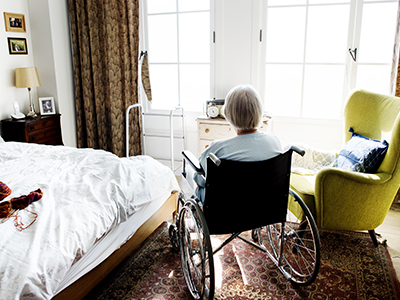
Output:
[140,51,152,102]
[67,0,142,157]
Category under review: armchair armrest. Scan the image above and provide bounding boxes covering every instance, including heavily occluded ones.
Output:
[315,167,394,230]
[317,168,392,185]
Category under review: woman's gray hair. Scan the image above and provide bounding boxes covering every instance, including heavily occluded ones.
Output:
[223,85,263,130]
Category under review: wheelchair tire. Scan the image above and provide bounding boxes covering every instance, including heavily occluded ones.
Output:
[178,199,215,300]
[256,189,321,286]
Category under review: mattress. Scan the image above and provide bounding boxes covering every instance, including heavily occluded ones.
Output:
[0,142,179,299]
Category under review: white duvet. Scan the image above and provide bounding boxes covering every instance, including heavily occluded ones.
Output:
[0,142,179,299]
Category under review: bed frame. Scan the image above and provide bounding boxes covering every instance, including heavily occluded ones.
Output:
[53,191,178,300]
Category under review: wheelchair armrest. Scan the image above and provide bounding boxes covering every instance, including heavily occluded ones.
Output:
[182,150,204,173]
[289,145,305,157]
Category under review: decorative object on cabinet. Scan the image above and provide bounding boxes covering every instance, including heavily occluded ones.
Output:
[206,99,225,118]
[196,117,273,156]
[11,101,25,119]
[15,67,41,118]
[39,97,56,115]
[1,114,63,145]
[8,37,27,54]
[3,12,26,33]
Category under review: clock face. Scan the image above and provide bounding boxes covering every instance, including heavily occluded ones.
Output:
[208,105,219,118]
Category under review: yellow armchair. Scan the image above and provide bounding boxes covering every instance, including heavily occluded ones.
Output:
[290,89,400,245]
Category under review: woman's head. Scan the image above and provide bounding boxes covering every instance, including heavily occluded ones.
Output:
[223,85,263,130]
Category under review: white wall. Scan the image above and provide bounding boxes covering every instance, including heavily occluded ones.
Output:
[0,1,35,122]
[0,0,76,147]
[1,1,344,162]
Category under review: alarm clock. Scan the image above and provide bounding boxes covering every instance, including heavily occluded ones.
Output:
[206,99,225,118]
[207,104,219,118]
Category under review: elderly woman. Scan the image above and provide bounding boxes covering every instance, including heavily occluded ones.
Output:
[194,84,282,203]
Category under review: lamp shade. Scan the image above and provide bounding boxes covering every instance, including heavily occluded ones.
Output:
[15,67,41,88]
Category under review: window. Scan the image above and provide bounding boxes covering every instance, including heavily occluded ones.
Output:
[141,0,212,111]
[263,0,399,119]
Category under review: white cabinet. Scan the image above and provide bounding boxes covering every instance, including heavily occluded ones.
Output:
[196,117,273,156]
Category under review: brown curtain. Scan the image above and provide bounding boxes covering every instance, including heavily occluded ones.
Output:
[67,0,142,157]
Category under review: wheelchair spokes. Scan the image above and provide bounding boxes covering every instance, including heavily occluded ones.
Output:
[178,199,215,300]
[253,194,320,286]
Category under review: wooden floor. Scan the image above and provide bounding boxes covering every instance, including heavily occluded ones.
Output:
[377,202,400,283]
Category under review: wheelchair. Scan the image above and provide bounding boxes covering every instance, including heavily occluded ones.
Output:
[168,146,321,300]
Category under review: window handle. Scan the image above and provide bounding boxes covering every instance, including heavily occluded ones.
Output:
[349,48,357,62]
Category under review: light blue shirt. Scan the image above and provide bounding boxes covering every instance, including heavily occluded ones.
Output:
[193,132,282,202]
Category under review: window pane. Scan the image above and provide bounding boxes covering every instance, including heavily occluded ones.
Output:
[306,5,350,63]
[147,0,176,14]
[180,64,210,111]
[309,0,350,4]
[358,2,398,64]
[302,65,345,119]
[179,0,209,12]
[266,7,306,63]
[179,12,210,63]
[149,65,179,110]
[268,0,306,6]
[147,15,178,63]
[356,65,392,95]
[265,64,303,117]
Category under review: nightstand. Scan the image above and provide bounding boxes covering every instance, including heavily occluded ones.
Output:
[1,114,63,145]
[196,117,273,156]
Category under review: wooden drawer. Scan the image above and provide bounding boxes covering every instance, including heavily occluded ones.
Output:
[198,139,212,153]
[28,128,58,143]
[27,118,57,133]
[198,123,235,139]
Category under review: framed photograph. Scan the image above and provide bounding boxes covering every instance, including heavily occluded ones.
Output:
[4,12,26,33]
[39,97,56,115]
[8,37,27,55]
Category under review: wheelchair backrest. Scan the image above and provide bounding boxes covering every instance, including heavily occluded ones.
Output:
[203,149,294,235]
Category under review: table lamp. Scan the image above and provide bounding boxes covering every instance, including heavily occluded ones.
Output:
[15,67,41,118]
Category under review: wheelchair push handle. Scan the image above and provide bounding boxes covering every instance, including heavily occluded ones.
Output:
[289,145,305,157]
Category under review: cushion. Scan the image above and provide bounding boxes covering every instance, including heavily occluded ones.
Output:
[333,127,388,173]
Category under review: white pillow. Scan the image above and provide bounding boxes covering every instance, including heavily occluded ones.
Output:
[0,135,4,143]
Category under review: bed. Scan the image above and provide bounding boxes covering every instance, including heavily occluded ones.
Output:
[0,139,179,300]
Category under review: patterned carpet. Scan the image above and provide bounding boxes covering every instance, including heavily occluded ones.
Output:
[84,222,400,300]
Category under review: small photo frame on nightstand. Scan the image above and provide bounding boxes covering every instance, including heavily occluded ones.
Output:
[39,97,56,115]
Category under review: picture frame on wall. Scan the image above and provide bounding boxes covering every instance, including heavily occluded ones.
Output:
[4,12,26,33]
[39,97,56,115]
[8,37,28,55]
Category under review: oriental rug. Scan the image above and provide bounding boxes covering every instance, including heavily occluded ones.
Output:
[84,222,400,300]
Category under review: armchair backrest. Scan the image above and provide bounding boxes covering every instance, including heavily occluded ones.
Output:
[343,89,400,175]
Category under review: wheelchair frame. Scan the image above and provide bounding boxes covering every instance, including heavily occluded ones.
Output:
[169,147,321,300]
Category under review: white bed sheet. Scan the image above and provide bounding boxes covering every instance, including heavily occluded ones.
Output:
[55,191,170,295]
[0,142,179,300]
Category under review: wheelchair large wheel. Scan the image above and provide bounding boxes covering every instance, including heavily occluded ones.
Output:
[255,189,320,286]
[179,199,215,299]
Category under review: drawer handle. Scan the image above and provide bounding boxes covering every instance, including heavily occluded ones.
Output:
[205,128,210,133]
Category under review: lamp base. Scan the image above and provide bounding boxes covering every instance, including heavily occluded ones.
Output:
[27,110,37,118]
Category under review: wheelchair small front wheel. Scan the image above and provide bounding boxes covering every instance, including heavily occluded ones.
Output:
[169,224,180,252]
[179,199,215,300]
